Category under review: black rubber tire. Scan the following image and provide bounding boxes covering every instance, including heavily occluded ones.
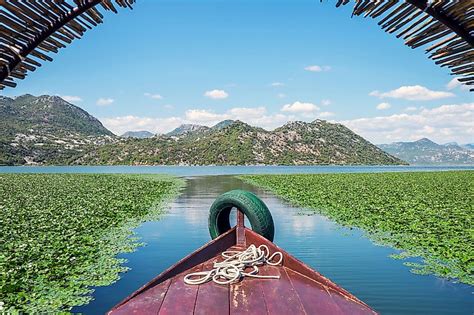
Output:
[208,190,274,241]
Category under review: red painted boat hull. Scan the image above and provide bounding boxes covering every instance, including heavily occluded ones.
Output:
[109,220,377,314]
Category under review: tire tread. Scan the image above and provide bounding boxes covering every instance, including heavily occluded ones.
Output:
[208,190,274,241]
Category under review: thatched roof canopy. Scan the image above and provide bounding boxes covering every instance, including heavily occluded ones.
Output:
[339,0,473,91]
[0,0,472,91]
[0,0,134,89]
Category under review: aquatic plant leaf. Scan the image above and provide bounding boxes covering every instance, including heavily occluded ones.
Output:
[241,171,474,285]
[0,174,183,313]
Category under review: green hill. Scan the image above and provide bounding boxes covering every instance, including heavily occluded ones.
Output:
[76,120,405,165]
[0,94,112,137]
[0,94,406,166]
[0,95,114,165]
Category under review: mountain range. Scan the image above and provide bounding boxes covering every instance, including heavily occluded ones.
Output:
[378,138,474,165]
[76,119,404,165]
[0,94,403,166]
[462,144,474,150]
[164,120,235,137]
[8,94,472,166]
[121,130,155,139]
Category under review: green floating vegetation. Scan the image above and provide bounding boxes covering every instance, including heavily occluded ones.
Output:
[0,173,184,313]
[241,171,473,285]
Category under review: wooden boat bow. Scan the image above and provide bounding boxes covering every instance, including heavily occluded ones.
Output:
[109,191,377,314]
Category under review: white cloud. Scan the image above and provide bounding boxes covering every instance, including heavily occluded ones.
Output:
[446,78,462,90]
[319,111,335,118]
[101,115,183,135]
[61,95,82,103]
[405,106,418,112]
[446,77,470,91]
[340,103,474,144]
[376,102,391,110]
[369,85,454,101]
[204,89,229,99]
[102,106,295,135]
[101,102,473,144]
[228,107,267,119]
[185,109,227,123]
[247,113,290,130]
[321,99,331,106]
[96,97,114,106]
[185,107,270,127]
[277,93,286,98]
[281,101,320,113]
[144,92,163,100]
[304,65,331,72]
[270,82,285,87]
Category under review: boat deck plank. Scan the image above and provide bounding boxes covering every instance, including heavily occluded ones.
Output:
[112,278,172,315]
[158,264,202,315]
[329,287,374,315]
[230,277,268,315]
[194,253,230,315]
[228,244,268,315]
[258,264,306,315]
[286,268,344,314]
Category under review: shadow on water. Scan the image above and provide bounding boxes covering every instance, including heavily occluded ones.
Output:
[75,175,472,315]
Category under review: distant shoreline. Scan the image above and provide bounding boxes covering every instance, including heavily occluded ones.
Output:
[3,163,474,167]
[1,165,472,177]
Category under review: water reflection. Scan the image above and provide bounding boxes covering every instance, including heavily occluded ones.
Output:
[74,176,473,315]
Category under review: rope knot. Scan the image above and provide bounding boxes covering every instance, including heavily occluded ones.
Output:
[184,244,283,285]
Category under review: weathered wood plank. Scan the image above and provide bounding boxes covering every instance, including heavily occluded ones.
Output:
[158,264,203,315]
[112,279,171,315]
[329,288,376,315]
[246,227,360,298]
[194,255,230,315]
[286,268,343,315]
[230,278,268,315]
[259,264,305,315]
[110,227,236,311]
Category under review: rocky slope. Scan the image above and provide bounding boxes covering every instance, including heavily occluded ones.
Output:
[461,143,474,151]
[0,95,115,165]
[121,131,154,138]
[76,120,405,165]
[167,124,209,137]
[0,94,406,166]
[379,138,474,165]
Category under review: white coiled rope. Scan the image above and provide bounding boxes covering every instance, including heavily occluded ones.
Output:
[184,244,283,285]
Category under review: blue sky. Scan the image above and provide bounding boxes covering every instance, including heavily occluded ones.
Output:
[2,0,473,143]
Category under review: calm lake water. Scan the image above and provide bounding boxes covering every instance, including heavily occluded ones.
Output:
[2,166,473,314]
[1,164,473,175]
